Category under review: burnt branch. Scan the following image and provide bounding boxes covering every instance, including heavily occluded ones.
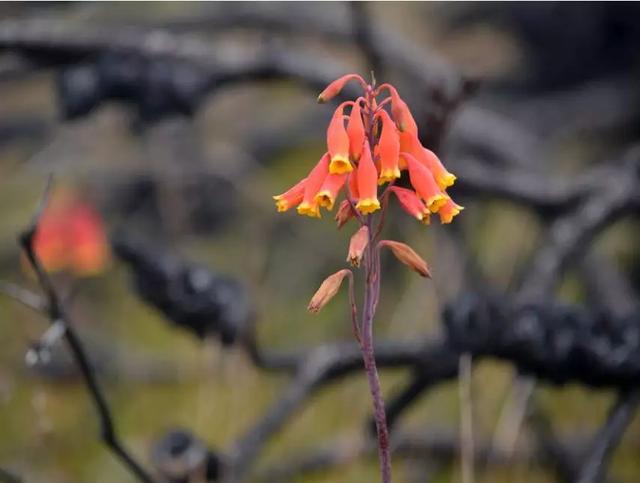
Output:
[577,389,640,483]
[15,183,153,483]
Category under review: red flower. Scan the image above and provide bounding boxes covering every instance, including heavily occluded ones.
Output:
[355,142,381,214]
[438,198,464,224]
[298,153,330,218]
[389,186,430,224]
[273,73,461,226]
[273,177,307,212]
[33,189,110,276]
[347,100,366,161]
[375,110,401,184]
[327,102,353,175]
[402,152,448,213]
[316,173,348,210]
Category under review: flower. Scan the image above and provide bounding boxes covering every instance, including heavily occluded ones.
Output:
[402,152,448,213]
[316,173,348,210]
[389,187,430,224]
[347,226,369,267]
[317,74,366,104]
[273,177,307,212]
[33,189,110,276]
[327,102,353,175]
[297,153,330,218]
[438,198,464,224]
[376,110,401,184]
[273,73,461,226]
[347,100,366,161]
[355,142,381,214]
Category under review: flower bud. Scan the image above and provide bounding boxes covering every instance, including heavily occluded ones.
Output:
[347,226,369,267]
[317,74,365,103]
[380,240,431,278]
[307,269,352,313]
[335,199,355,229]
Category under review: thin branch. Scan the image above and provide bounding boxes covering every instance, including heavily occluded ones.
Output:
[577,389,640,483]
[17,183,153,483]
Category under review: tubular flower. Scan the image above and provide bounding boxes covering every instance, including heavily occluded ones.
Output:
[33,189,110,276]
[383,84,418,135]
[273,73,460,226]
[273,177,307,212]
[347,169,359,202]
[316,173,348,210]
[403,153,448,213]
[355,142,381,214]
[376,110,401,184]
[438,198,464,224]
[298,153,330,218]
[347,101,366,161]
[317,74,365,103]
[420,148,456,190]
[327,103,353,174]
[389,187,430,225]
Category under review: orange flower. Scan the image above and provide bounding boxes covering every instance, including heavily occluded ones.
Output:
[327,103,353,174]
[402,152,447,213]
[67,203,110,275]
[400,131,456,190]
[273,177,307,212]
[317,74,365,104]
[389,186,430,224]
[347,101,365,161]
[376,110,401,184]
[33,189,110,276]
[316,173,348,210]
[347,169,359,202]
[355,142,380,214]
[420,148,456,190]
[297,153,330,218]
[347,225,369,267]
[383,84,418,135]
[438,198,464,224]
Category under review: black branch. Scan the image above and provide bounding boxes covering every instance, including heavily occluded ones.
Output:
[16,183,153,483]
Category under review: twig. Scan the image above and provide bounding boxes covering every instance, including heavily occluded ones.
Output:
[17,182,153,483]
[577,389,640,483]
[458,353,474,483]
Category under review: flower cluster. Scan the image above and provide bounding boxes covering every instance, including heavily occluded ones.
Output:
[33,188,110,276]
[273,73,463,225]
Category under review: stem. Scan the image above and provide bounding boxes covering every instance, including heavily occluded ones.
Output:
[360,220,392,483]
[459,353,475,483]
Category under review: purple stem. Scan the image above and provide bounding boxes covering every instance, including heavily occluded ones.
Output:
[360,218,392,482]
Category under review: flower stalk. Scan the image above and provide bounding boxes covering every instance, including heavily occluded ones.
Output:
[273,73,462,483]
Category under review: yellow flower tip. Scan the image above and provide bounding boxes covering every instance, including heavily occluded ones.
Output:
[297,202,321,218]
[377,169,401,185]
[315,191,335,210]
[275,199,289,212]
[356,198,381,215]
[440,205,464,224]
[329,156,353,175]
[437,173,457,190]
[426,194,448,213]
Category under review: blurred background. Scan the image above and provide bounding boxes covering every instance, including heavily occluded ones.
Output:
[0,2,639,482]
